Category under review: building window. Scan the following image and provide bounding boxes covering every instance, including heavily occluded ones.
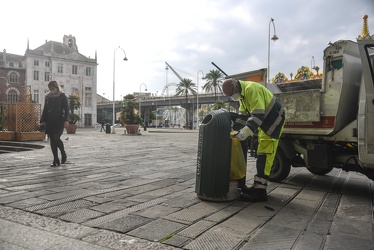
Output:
[58,63,63,73]
[34,60,39,66]
[86,67,91,76]
[84,113,92,126]
[44,72,50,81]
[33,90,40,103]
[9,73,17,83]
[33,71,39,80]
[7,90,18,103]
[72,65,78,75]
[85,92,92,107]
[45,61,50,67]
[85,87,91,91]
[9,62,14,67]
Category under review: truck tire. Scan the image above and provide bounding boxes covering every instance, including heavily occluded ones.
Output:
[269,149,291,182]
[307,166,333,176]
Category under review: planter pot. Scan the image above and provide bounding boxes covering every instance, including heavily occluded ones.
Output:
[125,124,140,135]
[65,124,78,134]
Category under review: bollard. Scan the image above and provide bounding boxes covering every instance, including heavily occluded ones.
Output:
[105,124,111,134]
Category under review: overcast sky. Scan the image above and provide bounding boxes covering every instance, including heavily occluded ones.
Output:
[2,0,373,100]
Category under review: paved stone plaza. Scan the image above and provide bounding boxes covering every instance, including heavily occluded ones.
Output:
[0,128,373,249]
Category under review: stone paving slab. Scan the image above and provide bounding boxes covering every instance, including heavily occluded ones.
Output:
[98,214,153,233]
[127,218,186,242]
[0,128,373,249]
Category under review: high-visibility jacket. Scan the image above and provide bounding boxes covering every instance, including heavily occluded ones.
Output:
[238,80,285,139]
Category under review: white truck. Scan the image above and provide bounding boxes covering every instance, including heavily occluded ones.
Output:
[263,16,374,182]
[225,16,374,182]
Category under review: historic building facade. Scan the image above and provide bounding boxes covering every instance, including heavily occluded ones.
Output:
[0,35,98,127]
[0,50,26,103]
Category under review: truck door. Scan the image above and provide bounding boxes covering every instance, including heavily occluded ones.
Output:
[357,33,374,169]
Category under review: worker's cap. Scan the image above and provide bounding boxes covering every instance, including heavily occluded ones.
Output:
[222,79,238,96]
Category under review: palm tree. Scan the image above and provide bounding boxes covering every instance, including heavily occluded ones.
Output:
[175,78,197,129]
[202,69,224,101]
[213,100,226,110]
[120,94,142,125]
[68,95,81,124]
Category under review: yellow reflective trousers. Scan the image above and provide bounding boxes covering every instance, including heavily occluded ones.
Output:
[257,123,284,177]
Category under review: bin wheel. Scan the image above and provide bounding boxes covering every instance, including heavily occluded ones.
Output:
[269,149,291,183]
[307,166,333,176]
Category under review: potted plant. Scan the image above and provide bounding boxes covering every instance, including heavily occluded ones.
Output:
[120,94,142,135]
[66,95,81,134]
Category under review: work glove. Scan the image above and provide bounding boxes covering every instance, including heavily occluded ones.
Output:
[234,126,253,141]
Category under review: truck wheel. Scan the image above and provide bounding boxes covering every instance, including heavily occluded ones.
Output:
[307,166,333,175]
[269,150,291,182]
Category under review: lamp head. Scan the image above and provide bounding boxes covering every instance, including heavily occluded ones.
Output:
[123,57,128,61]
[271,35,279,41]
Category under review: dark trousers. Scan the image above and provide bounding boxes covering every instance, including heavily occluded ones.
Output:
[48,129,66,161]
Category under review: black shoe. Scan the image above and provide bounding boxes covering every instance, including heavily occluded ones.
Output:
[239,188,267,202]
[61,157,67,164]
[61,152,67,164]
[51,159,60,167]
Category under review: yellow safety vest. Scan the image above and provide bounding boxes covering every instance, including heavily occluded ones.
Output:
[238,80,285,139]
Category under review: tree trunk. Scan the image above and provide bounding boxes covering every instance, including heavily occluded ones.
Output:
[185,94,188,129]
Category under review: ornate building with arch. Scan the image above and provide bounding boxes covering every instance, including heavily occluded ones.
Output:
[0,50,26,103]
[0,35,98,127]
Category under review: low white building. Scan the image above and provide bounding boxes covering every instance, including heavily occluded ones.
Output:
[25,35,98,127]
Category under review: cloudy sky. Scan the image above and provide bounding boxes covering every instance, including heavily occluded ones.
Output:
[2,0,373,100]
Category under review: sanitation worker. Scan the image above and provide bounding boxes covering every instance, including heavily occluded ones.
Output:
[222,78,285,202]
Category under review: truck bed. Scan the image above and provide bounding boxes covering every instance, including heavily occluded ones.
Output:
[270,40,362,136]
[273,79,322,123]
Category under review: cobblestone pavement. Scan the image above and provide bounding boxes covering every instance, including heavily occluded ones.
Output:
[0,128,373,250]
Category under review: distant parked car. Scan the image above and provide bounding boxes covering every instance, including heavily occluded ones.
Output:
[114,123,122,127]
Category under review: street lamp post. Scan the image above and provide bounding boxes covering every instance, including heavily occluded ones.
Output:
[154,91,158,127]
[165,64,169,95]
[163,84,172,128]
[267,18,279,87]
[311,56,316,71]
[196,70,204,129]
[112,46,128,126]
[139,83,147,119]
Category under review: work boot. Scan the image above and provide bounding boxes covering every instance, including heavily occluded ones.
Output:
[240,189,267,202]
[240,175,268,202]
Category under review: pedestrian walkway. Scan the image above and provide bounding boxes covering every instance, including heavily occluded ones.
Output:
[0,128,373,249]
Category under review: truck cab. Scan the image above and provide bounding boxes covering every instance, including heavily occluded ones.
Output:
[357,26,374,170]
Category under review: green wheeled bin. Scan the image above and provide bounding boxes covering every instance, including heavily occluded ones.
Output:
[195,109,240,201]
